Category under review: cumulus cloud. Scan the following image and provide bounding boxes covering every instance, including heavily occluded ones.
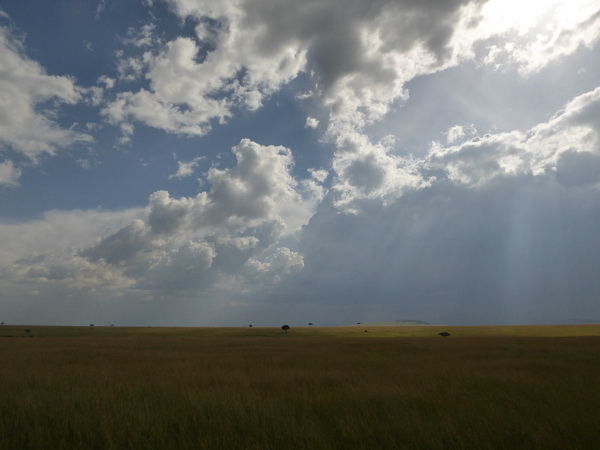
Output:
[0,140,325,317]
[119,0,595,207]
[321,84,600,210]
[98,0,600,212]
[426,86,600,186]
[165,0,598,129]
[330,128,430,211]
[103,4,307,136]
[60,139,322,293]
[101,0,484,139]
[0,19,92,161]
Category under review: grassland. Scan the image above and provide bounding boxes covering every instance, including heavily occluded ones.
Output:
[1,324,599,449]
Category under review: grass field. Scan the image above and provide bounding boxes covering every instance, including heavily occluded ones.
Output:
[1,324,599,449]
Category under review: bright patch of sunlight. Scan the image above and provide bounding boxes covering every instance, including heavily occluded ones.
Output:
[481,0,598,36]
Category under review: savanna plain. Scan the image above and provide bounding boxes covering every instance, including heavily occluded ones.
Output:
[1,324,599,449]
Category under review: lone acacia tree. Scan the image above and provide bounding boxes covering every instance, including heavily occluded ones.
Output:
[438,331,451,337]
[281,325,290,334]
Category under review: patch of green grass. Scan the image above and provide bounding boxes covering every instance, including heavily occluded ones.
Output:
[0,325,599,448]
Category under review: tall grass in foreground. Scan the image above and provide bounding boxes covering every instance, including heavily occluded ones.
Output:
[1,331,599,449]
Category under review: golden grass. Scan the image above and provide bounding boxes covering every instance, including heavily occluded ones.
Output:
[1,325,599,449]
[4,323,600,339]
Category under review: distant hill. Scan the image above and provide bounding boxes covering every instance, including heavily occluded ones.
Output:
[347,319,432,327]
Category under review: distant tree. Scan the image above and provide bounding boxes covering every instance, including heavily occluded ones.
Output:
[0,322,4,326]
[249,324,253,327]
[24,329,31,337]
[438,332,451,337]
[308,323,313,327]
[281,325,290,334]
[90,324,94,328]
[357,322,361,326]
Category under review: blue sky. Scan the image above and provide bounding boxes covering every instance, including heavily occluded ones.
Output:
[1,0,600,326]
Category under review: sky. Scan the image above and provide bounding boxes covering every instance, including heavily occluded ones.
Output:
[1,0,600,327]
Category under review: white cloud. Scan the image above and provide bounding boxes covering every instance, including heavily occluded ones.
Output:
[426,86,600,186]
[2,139,321,300]
[322,84,600,208]
[95,0,107,20]
[114,50,149,82]
[103,6,308,136]
[0,208,145,307]
[445,124,472,144]
[104,0,483,137]
[100,1,600,209]
[98,75,115,89]
[308,168,328,183]
[76,159,92,169]
[0,160,21,186]
[244,246,304,285]
[478,0,600,74]
[123,23,157,48]
[169,157,204,179]
[0,208,146,266]
[330,127,430,211]
[305,116,319,129]
[0,23,92,161]
[138,0,600,210]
